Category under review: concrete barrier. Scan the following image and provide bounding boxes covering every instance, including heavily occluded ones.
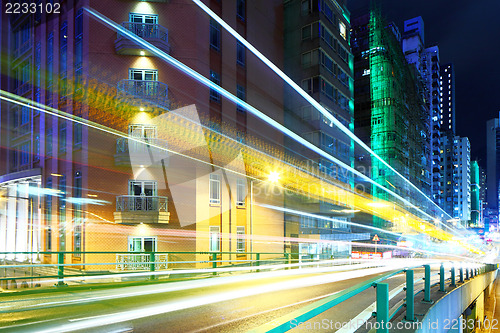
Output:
[416,270,497,333]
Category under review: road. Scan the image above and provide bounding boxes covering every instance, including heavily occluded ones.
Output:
[0,260,443,333]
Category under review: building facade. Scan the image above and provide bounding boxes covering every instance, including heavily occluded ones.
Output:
[401,16,441,210]
[352,10,430,231]
[282,0,370,257]
[0,0,288,268]
[441,135,470,225]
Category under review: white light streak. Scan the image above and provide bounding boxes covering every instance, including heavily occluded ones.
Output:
[83,7,463,239]
[190,0,451,221]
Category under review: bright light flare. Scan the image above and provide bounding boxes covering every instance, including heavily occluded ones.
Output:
[267,171,280,184]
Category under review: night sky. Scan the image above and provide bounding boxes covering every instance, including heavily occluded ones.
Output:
[348,0,500,168]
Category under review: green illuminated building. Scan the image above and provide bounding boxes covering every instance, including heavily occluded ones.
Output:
[352,11,430,230]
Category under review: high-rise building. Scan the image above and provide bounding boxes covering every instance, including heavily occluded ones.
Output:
[0,1,287,266]
[470,160,482,227]
[486,116,500,213]
[352,11,430,231]
[441,135,470,225]
[283,0,369,255]
[440,63,455,134]
[401,16,441,208]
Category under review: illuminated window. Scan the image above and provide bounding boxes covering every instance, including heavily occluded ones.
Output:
[130,13,158,25]
[128,180,157,197]
[209,174,221,204]
[339,21,347,40]
[129,68,158,81]
[128,236,157,252]
[209,226,220,252]
[236,226,245,252]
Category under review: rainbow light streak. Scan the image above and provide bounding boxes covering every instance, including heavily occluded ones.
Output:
[83,7,455,235]
[190,0,451,221]
[0,91,251,181]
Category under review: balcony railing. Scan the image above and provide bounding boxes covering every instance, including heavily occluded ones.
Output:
[117,79,170,109]
[116,137,167,154]
[116,195,167,212]
[115,21,171,56]
[120,22,168,42]
[116,253,168,271]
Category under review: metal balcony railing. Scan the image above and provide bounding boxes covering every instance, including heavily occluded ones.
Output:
[120,21,168,42]
[117,79,169,108]
[116,253,168,271]
[116,137,167,154]
[116,195,168,212]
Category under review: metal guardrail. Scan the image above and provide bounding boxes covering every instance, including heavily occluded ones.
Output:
[250,262,499,333]
[115,195,168,212]
[2,251,348,288]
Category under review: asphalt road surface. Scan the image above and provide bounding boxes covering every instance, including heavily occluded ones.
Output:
[0,260,442,333]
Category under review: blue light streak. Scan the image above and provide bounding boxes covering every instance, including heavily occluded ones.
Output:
[191,0,451,220]
[84,7,461,237]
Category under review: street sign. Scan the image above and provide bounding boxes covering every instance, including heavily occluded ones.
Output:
[372,234,380,242]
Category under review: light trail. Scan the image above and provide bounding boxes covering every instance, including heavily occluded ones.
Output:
[83,7,463,238]
[191,0,451,222]
[31,263,413,333]
[258,203,417,241]
[189,289,345,333]
[257,204,482,257]
[0,12,479,254]
[1,260,419,313]
[0,91,252,183]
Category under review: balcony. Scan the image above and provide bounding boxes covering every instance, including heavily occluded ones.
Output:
[113,195,170,224]
[117,79,170,110]
[114,137,168,166]
[115,22,170,55]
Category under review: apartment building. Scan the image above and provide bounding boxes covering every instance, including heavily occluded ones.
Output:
[0,0,286,268]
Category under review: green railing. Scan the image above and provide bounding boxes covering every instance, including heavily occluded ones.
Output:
[0,251,358,289]
[249,262,499,333]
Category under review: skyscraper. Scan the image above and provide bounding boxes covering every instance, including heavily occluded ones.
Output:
[441,135,470,225]
[352,10,430,231]
[486,116,500,213]
[283,0,370,256]
[440,63,455,134]
[401,16,441,208]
